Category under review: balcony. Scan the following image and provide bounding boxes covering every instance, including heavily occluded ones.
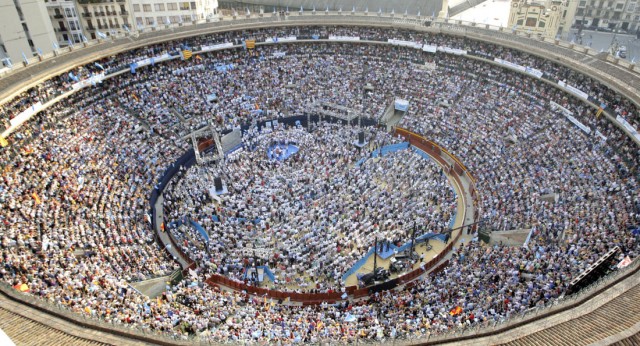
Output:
[120,10,128,15]
[53,14,64,19]
[106,11,116,16]
[94,11,105,16]
[109,23,119,28]
[97,23,104,29]
[86,25,95,30]
[82,12,91,17]
[55,27,68,32]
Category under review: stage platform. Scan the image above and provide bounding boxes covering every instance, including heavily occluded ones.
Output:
[267,143,299,161]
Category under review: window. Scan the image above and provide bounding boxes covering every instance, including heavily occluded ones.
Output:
[158,16,167,24]
[133,4,140,11]
[143,4,152,12]
[190,2,196,9]
[62,34,68,41]
[579,0,586,6]
[628,3,636,12]
[154,3,165,11]
[616,3,624,9]
[516,19,524,25]
[145,17,154,25]
[525,17,537,26]
[136,17,143,25]
[180,2,190,10]
[167,3,178,10]
[538,21,546,27]
[69,21,78,30]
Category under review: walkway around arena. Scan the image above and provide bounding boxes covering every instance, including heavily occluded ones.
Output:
[0,291,150,346]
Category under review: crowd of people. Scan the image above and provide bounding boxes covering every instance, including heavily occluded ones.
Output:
[0,25,638,344]
[163,123,456,290]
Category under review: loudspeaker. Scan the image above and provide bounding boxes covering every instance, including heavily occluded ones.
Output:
[358,131,365,144]
[214,177,223,191]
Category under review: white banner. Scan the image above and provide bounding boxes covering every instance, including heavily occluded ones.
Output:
[422,44,437,53]
[265,36,297,43]
[550,101,591,134]
[595,130,607,141]
[494,58,543,79]
[388,39,422,49]
[153,53,174,63]
[437,46,467,55]
[10,102,43,127]
[616,115,640,141]
[558,81,589,100]
[201,42,234,52]
[272,51,287,58]
[71,72,105,91]
[328,35,360,41]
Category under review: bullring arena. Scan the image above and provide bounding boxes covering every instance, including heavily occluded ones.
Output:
[0,11,639,346]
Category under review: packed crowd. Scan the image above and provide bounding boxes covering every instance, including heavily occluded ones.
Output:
[163,123,456,289]
[0,27,638,344]
[3,25,640,135]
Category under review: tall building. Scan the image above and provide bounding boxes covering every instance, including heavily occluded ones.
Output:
[76,0,134,39]
[508,0,569,38]
[0,0,58,66]
[131,0,219,28]
[45,0,86,47]
[574,0,640,33]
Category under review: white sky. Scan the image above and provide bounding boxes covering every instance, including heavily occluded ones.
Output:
[451,0,512,28]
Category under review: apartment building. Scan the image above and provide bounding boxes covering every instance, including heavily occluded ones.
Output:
[77,0,134,39]
[574,0,640,33]
[45,0,86,46]
[0,0,57,66]
[131,0,219,28]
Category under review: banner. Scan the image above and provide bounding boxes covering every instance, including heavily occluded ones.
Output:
[265,36,297,43]
[388,39,422,49]
[272,51,287,58]
[9,102,43,127]
[245,40,256,49]
[494,58,543,78]
[616,115,640,141]
[422,44,437,53]
[437,46,467,55]
[71,72,105,90]
[595,130,607,141]
[558,81,589,100]
[394,99,409,112]
[550,101,591,134]
[201,42,234,52]
[328,35,360,41]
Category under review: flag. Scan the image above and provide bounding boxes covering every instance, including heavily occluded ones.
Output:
[21,51,29,65]
[195,54,202,61]
[150,57,155,66]
[449,306,463,316]
[81,34,88,43]
[181,49,193,60]
[130,62,137,74]
[0,136,8,147]
[96,31,107,39]
[617,256,633,268]
[68,38,74,47]
[131,93,139,102]
[94,62,105,70]
[123,24,130,33]
[245,40,256,49]
[53,42,59,50]
[32,192,41,204]
[596,102,606,118]
[68,72,80,82]
[36,47,43,55]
